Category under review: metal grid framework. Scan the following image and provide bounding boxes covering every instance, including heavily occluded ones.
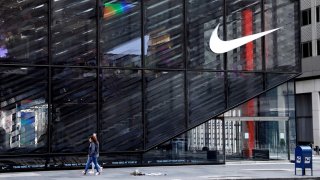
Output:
[0,0,300,170]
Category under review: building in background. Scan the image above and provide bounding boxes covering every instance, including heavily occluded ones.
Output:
[0,0,300,171]
[296,0,320,148]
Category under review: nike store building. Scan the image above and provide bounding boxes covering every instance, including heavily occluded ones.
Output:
[0,0,300,171]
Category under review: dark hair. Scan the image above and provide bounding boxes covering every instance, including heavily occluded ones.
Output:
[91,135,98,144]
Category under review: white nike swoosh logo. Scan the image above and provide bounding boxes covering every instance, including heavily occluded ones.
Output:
[209,24,280,54]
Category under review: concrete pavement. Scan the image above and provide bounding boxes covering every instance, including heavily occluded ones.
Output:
[1,159,320,179]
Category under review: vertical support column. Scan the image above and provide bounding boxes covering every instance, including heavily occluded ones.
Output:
[47,0,53,166]
[243,7,259,158]
[96,0,101,152]
[182,0,190,153]
[214,119,218,150]
[222,116,226,163]
[311,0,317,57]
[242,9,254,71]
[205,122,209,147]
[183,0,189,130]
[312,91,320,147]
[223,0,228,163]
[261,0,266,90]
[140,0,146,151]
[223,0,228,109]
[294,80,299,146]
[242,8,255,158]
[286,82,291,160]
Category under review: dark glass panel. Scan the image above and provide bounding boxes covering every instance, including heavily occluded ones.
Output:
[317,7,320,23]
[317,40,320,56]
[145,70,185,149]
[287,80,296,160]
[144,0,184,68]
[296,93,312,117]
[227,98,258,117]
[226,0,262,71]
[265,0,299,72]
[51,68,97,153]
[259,83,289,117]
[100,154,141,166]
[52,0,96,66]
[228,72,263,108]
[100,69,142,152]
[101,0,141,67]
[187,0,224,70]
[301,8,311,26]
[0,1,48,64]
[0,67,48,154]
[266,73,297,90]
[225,83,295,160]
[301,41,312,58]
[188,71,225,126]
[48,155,87,169]
[144,119,224,165]
[296,117,313,144]
[295,93,313,144]
[0,157,46,172]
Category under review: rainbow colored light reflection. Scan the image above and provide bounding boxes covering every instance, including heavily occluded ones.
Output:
[103,1,134,19]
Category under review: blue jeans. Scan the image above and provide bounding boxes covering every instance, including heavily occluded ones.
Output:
[84,156,100,173]
[91,156,101,169]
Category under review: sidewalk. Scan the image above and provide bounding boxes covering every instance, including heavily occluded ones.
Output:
[0,160,319,180]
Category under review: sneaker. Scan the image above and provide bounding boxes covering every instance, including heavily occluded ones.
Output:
[82,171,86,175]
[95,172,101,176]
[88,170,94,174]
[100,167,103,172]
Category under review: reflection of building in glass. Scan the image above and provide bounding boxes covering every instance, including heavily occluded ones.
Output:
[0,99,48,150]
[147,29,172,68]
[188,120,224,151]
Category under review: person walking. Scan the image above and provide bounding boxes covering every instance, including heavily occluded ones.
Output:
[89,133,103,173]
[83,136,101,175]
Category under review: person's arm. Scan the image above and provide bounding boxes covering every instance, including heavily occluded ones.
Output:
[96,143,99,154]
[89,143,95,156]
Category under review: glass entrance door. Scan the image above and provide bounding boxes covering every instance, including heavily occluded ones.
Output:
[225,119,289,160]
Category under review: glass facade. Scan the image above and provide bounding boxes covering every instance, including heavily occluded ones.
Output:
[0,0,300,171]
[224,81,296,161]
[226,0,262,71]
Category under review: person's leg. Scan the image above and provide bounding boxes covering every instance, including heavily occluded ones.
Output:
[84,156,92,174]
[95,156,103,172]
[89,161,94,174]
[95,156,101,169]
[92,156,100,174]
[95,163,101,170]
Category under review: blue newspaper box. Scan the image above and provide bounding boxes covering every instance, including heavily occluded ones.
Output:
[295,146,313,176]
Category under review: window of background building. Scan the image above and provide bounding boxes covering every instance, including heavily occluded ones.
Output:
[317,6,320,22]
[317,40,320,56]
[301,41,312,58]
[295,93,313,144]
[302,8,311,26]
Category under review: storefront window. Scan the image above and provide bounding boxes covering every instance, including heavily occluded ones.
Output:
[0,1,48,64]
[144,0,184,68]
[101,0,141,67]
[0,67,48,154]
